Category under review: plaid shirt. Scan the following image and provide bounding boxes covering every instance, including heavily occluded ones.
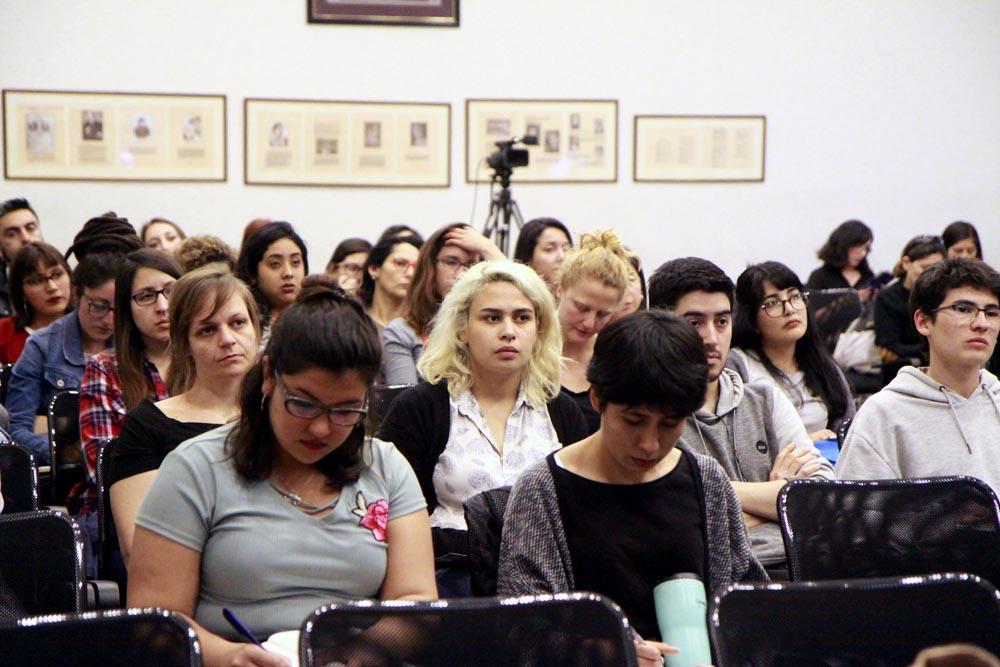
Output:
[67,349,168,515]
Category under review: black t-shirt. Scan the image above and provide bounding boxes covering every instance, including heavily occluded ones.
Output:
[108,398,220,487]
[549,451,705,640]
[559,386,600,436]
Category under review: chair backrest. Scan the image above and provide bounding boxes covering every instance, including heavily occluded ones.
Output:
[300,593,636,667]
[835,416,853,449]
[0,607,202,667]
[779,476,1000,584]
[0,510,84,619]
[0,442,39,513]
[365,383,413,436]
[463,486,512,596]
[47,389,83,503]
[710,573,1000,666]
[808,287,864,351]
[0,362,12,405]
[95,438,126,587]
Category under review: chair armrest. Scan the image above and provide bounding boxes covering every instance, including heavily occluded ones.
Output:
[85,579,120,609]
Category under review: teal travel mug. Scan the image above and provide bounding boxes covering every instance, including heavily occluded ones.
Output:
[653,573,712,667]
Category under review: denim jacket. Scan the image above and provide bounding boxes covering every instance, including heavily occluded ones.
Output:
[7,310,88,463]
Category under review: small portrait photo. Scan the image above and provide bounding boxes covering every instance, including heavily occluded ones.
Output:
[544,130,560,153]
[269,121,288,148]
[595,144,605,158]
[364,121,381,148]
[570,113,580,130]
[316,138,338,155]
[181,115,202,142]
[594,118,605,135]
[568,135,580,152]
[82,110,104,141]
[25,113,55,156]
[410,121,428,147]
[486,118,511,137]
[132,114,152,140]
[524,123,541,140]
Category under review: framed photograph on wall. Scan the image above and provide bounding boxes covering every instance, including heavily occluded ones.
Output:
[244,98,451,187]
[633,115,766,182]
[466,99,618,183]
[308,0,459,26]
[2,89,226,182]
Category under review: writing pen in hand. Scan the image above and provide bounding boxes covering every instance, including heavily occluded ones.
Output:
[223,607,264,648]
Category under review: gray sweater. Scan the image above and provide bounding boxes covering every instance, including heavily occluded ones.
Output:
[381,318,423,386]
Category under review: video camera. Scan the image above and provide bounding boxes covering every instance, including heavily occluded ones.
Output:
[486,135,538,171]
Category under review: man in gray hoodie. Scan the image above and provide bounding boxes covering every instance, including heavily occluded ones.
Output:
[649,257,834,571]
[837,258,1000,490]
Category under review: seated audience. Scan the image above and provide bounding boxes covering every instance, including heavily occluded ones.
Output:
[71,249,181,576]
[513,217,573,293]
[376,223,424,245]
[128,277,435,666]
[6,252,121,463]
[499,311,767,663]
[875,234,946,385]
[0,197,45,318]
[236,221,307,345]
[942,220,983,260]
[730,261,855,439]
[837,258,1000,490]
[649,257,832,573]
[240,218,271,248]
[174,235,237,273]
[806,219,876,297]
[378,260,587,596]
[382,223,502,385]
[325,237,372,297]
[359,235,422,328]
[608,253,647,323]
[109,266,259,564]
[0,242,73,364]
[557,230,633,434]
[141,217,186,253]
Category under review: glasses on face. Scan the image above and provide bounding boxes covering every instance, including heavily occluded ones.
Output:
[277,376,368,427]
[24,267,67,288]
[930,301,1000,326]
[760,291,809,318]
[84,297,114,318]
[131,283,174,307]
[340,262,364,275]
[437,256,475,272]
[388,256,416,272]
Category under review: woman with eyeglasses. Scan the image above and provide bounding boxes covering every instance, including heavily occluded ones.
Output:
[325,237,372,298]
[0,242,73,364]
[236,222,307,347]
[382,223,503,385]
[359,235,423,329]
[128,276,435,667]
[109,266,259,565]
[730,262,855,440]
[72,249,182,577]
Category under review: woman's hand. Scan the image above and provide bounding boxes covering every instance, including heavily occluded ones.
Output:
[443,226,505,261]
[634,636,677,666]
[809,429,837,442]
[222,644,291,667]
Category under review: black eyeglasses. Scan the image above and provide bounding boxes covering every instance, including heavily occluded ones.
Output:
[437,256,476,272]
[84,297,114,318]
[24,267,67,288]
[131,283,174,307]
[930,301,1000,326]
[760,292,809,318]
[277,376,368,427]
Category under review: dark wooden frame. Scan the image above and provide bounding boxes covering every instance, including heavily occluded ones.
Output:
[308,0,459,26]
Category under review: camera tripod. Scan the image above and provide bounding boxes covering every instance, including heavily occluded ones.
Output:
[482,166,525,257]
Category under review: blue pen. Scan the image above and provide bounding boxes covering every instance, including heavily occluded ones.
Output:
[223,608,264,648]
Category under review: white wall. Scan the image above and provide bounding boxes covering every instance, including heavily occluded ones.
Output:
[2,0,999,279]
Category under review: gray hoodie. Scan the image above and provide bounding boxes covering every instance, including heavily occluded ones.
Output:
[836,367,1000,492]
[678,368,833,565]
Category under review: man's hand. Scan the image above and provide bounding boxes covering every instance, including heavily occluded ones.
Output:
[768,443,825,481]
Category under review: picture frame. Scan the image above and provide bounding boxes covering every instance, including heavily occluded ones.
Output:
[308,0,459,27]
[244,97,451,188]
[466,99,618,184]
[633,115,766,183]
[2,89,226,182]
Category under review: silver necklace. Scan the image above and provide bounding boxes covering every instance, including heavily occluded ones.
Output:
[268,472,340,515]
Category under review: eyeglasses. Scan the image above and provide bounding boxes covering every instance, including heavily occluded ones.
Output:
[437,256,476,272]
[24,267,66,288]
[388,256,416,271]
[339,262,364,275]
[84,297,114,318]
[930,301,1000,326]
[277,376,368,427]
[760,291,809,318]
[131,283,174,307]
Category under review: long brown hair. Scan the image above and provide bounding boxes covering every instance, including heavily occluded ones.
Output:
[404,222,466,336]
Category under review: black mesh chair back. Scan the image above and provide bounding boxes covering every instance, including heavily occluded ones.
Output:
[835,416,853,449]
[0,510,84,619]
[301,593,636,667]
[47,389,83,504]
[779,476,1000,584]
[0,442,39,513]
[464,486,511,596]
[0,607,202,666]
[808,288,864,351]
[95,438,126,588]
[710,573,1000,666]
[365,384,413,436]
[0,362,13,405]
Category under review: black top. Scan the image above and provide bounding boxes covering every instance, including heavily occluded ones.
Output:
[806,264,875,291]
[107,399,220,488]
[549,451,705,641]
[559,385,600,436]
[874,280,926,361]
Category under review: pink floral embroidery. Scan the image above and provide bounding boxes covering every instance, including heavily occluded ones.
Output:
[351,491,389,542]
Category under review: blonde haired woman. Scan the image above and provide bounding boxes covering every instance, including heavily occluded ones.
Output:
[379,260,587,596]
[556,230,633,433]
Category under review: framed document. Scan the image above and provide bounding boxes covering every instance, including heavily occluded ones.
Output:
[633,115,766,182]
[308,0,459,26]
[244,98,450,188]
[2,89,226,182]
[465,99,618,184]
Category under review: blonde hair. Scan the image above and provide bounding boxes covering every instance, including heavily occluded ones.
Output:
[558,229,633,300]
[417,260,562,406]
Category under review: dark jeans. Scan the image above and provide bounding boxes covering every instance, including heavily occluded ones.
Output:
[435,566,471,598]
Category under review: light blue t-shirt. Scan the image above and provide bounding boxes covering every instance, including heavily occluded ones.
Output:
[135,424,426,641]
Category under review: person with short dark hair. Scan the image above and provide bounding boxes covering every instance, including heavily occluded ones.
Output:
[235,221,307,344]
[498,310,767,663]
[375,224,424,246]
[942,221,983,261]
[648,257,832,572]
[325,237,372,297]
[0,197,44,318]
[807,219,875,294]
[358,235,422,328]
[838,258,1000,493]
[513,217,573,293]
[0,242,73,363]
[128,276,435,666]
